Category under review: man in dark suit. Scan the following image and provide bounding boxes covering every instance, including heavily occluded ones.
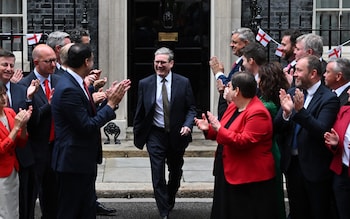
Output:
[209,27,255,86]
[133,47,196,219]
[0,49,34,219]
[324,57,350,106]
[275,55,340,219]
[17,44,60,219]
[51,43,130,219]
[208,28,255,119]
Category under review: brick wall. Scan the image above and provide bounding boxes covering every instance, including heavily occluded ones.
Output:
[27,0,99,67]
[241,0,313,61]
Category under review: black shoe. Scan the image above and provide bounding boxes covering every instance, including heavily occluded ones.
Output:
[96,202,117,216]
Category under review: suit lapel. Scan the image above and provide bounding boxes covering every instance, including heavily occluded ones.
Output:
[170,74,177,105]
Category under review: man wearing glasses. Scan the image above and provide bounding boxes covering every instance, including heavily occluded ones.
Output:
[18,44,60,219]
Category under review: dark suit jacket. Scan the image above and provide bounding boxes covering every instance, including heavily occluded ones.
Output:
[326,106,350,176]
[133,73,197,150]
[11,82,36,168]
[274,84,340,182]
[54,66,67,76]
[51,72,116,174]
[338,85,350,106]
[218,58,243,85]
[18,72,60,164]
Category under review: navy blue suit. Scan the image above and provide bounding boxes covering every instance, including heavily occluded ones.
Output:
[217,58,243,119]
[18,72,61,219]
[51,71,116,219]
[133,73,196,217]
[217,58,243,85]
[274,84,340,219]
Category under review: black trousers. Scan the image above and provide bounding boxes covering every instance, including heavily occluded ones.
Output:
[18,165,36,219]
[333,165,350,219]
[56,172,96,219]
[286,155,332,219]
[147,127,185,217]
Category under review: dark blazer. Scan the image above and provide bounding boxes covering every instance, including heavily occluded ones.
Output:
[11,82,35,168]
[133,73,197,150]
[51,72,116,174]
[326,106,350,176]
[54,66,67,76]
[338,85,350,106]
[274,84,340,182]
[18,72,60,163]
[218,58,243,85]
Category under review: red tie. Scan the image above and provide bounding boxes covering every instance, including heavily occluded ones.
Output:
[44,79,51,100]
[44,79,55,142]
[83,82,96,114]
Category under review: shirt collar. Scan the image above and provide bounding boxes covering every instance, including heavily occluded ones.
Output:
[157,71,172,83]
[34,69,50,84]
[306,80,321,97]
[66,68,84,86]
[334,81,350,97]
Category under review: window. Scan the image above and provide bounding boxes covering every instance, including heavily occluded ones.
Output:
[0,0,29,71]
[315,0,350,47]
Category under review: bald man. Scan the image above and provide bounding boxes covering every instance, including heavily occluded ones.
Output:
[18,44,61,219]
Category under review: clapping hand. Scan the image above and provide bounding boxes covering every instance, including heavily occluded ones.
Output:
[27,79,40,100]
[14,106,33,129]
[324,128,339,148]
[279,88,294,118]
[106,79,131,109]
[194,113,209,131]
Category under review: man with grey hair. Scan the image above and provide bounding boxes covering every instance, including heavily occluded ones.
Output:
[46,31,71,74]
[324,58,350,106]
[209,27,255,119]
[294,33,327,74]
[210,27,255,86]
[134,47,196,219]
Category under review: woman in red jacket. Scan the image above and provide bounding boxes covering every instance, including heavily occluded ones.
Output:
[195,72,278,219]
[0,81,32,219]
[324,87,350,219]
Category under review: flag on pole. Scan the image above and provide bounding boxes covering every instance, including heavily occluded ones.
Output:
[256,28,272,47]
[275,44,283,57]
[328,46,342,59]
[26,33,42,45]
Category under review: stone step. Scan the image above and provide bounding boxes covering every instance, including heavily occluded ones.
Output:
[102,127,217,158]
[102,139,217,158]
[122,127,208,141]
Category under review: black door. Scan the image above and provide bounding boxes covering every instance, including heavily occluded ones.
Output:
[127,0,210,125]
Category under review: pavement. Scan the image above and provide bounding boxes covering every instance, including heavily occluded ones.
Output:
[96,129,216,198]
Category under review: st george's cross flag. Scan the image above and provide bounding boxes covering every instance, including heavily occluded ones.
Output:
[328,46,342,59]
[26,33,42,45]
[275,44,283,57]
[256,28,272,47]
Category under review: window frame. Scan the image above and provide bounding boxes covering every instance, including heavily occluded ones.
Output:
[313,0,350,59]
[0,0,28,72]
